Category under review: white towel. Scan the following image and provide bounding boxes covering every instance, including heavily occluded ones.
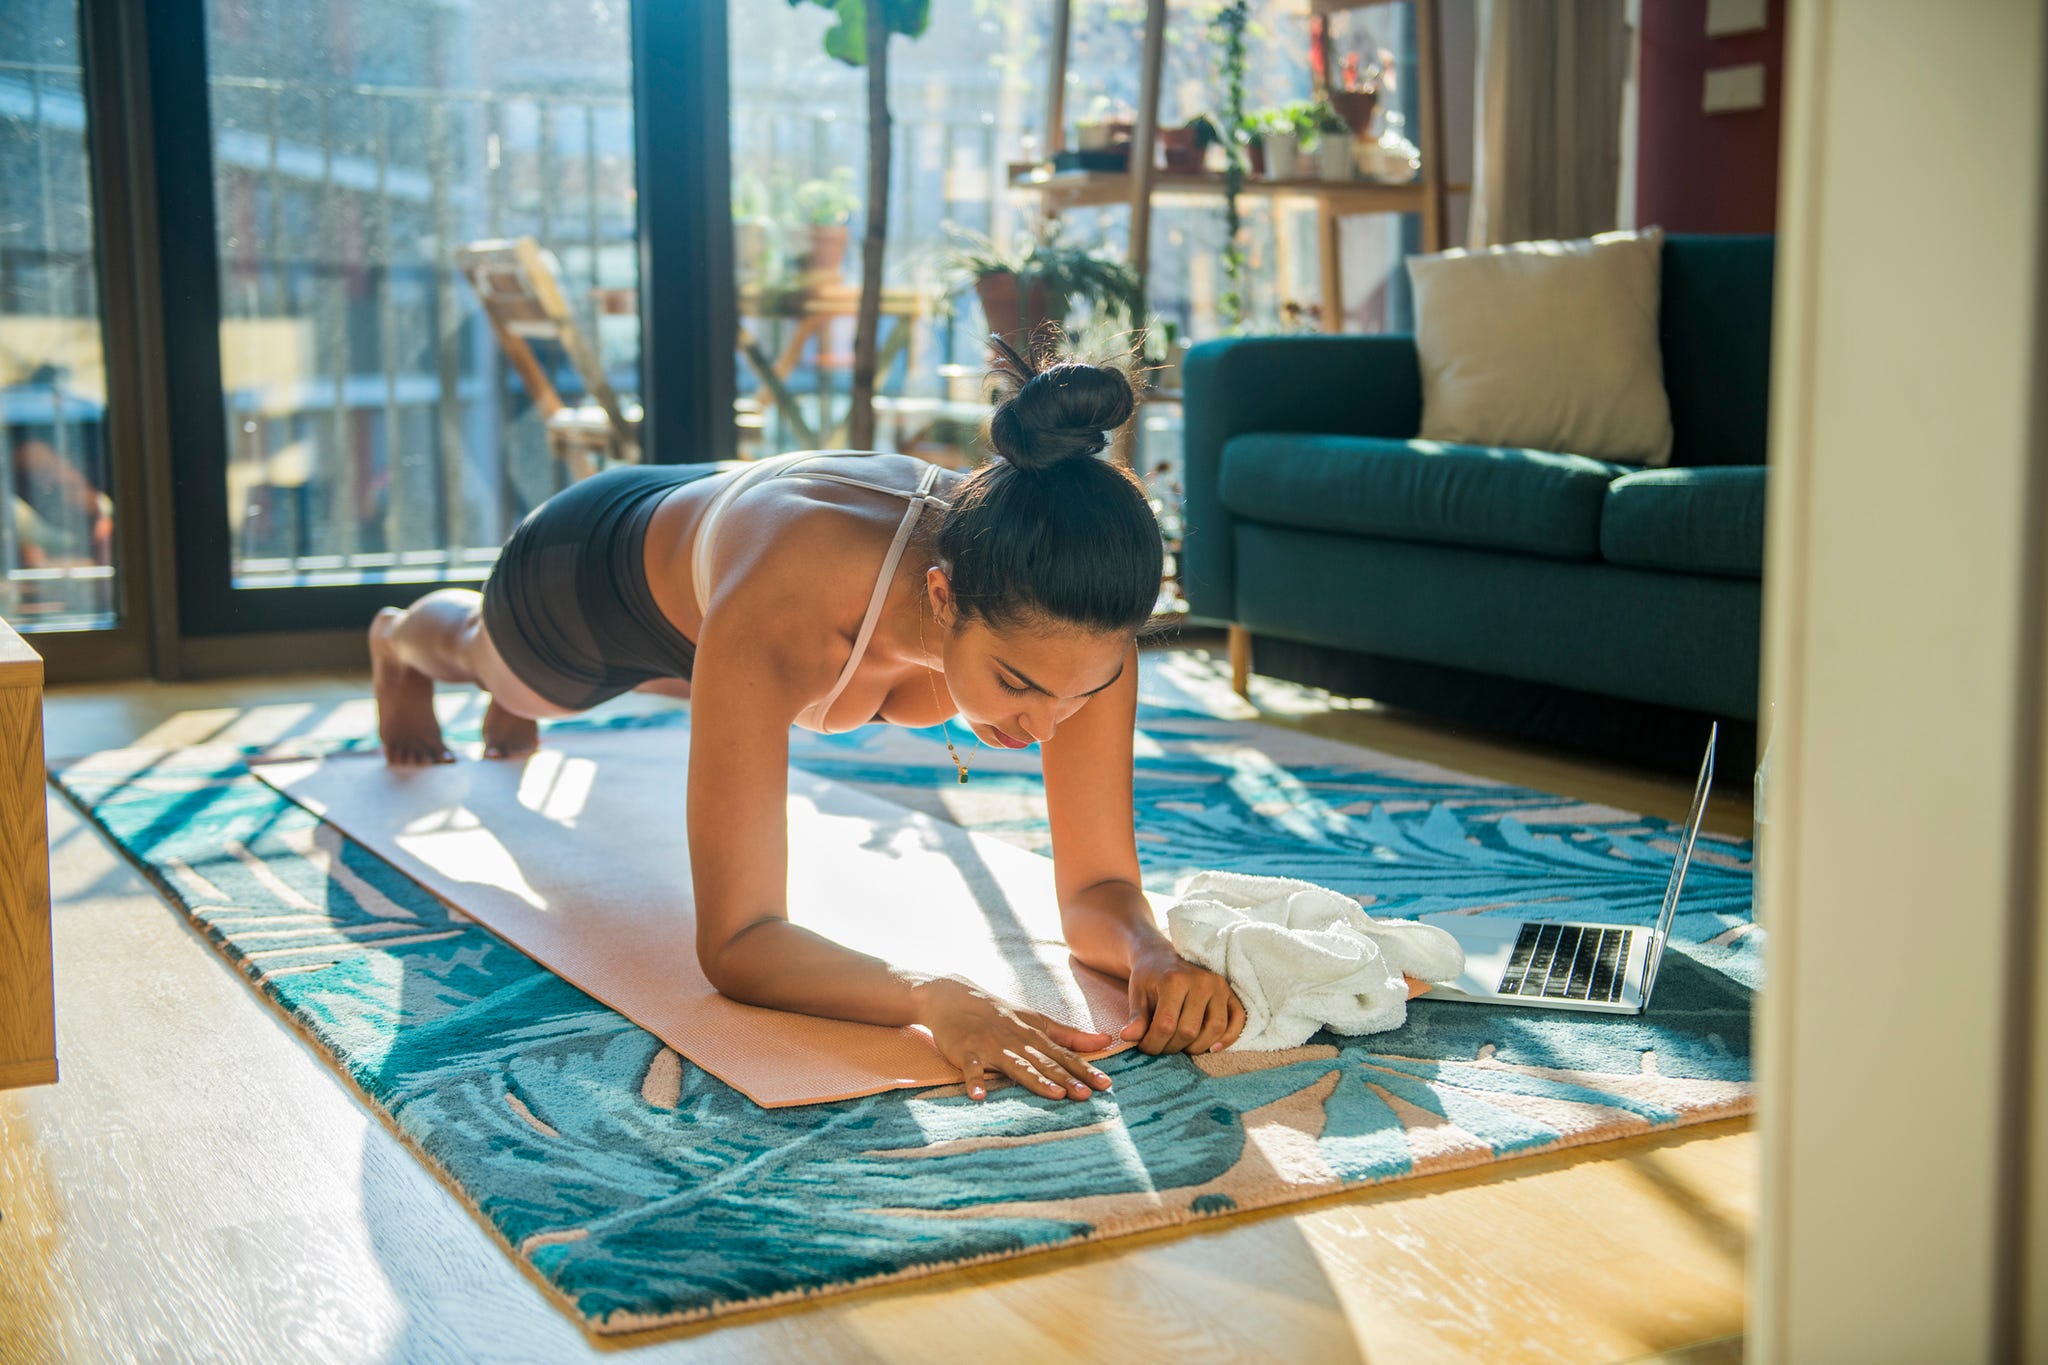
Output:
[1166,871,1466,1051]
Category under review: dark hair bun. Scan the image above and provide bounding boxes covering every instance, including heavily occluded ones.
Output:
[988,361,1136,471]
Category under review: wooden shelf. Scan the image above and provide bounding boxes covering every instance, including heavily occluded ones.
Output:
[1035,0,1445,338]
[1009,167,1431,215]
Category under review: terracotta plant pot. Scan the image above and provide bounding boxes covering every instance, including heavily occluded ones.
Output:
[1246,141,1266,177]
[804,223,850,279]
[1159,126,1206,174]
[1326,87,1378,139]
[974,271,1065,351]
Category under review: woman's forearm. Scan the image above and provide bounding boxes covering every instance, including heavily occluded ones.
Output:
[1060,878,1175,979]
[706,917,950,1028]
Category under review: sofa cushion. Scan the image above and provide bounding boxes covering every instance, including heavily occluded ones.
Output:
[1408,227,1674,465]
[1600,467,1768,579]
[1219,434,1629,561]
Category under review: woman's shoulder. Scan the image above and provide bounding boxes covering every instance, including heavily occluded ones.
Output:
[730,451,952,537]
[703,454,933,621]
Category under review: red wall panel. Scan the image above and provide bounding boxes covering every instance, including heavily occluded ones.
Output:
[1636,0,1786,234]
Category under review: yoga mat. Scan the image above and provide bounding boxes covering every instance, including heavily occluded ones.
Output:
[252,728,1150,1107]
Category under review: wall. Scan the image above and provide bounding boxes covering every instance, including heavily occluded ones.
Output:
[1635,0,1784,233]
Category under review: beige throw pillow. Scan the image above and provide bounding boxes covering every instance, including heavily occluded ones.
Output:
[1407,227,1673,466]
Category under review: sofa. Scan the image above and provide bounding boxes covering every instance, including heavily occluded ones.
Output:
[1179,234,1772,767]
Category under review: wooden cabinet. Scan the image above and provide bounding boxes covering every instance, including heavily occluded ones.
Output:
[0,615,55,1089]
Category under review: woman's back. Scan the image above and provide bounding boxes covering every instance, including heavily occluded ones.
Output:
[641,451,961,732]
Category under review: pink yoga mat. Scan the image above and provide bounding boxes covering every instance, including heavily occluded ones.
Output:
[252,727,1154,1107]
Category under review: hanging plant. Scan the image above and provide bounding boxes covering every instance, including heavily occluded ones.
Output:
[1210,0,1252,331]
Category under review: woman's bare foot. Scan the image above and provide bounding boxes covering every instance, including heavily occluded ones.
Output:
[482,698,541,760]
[370,607,453,765]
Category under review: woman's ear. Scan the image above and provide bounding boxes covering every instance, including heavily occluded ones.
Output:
[925,567,959,631]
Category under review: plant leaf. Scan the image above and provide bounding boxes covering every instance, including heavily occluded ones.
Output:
[788,0,930,66]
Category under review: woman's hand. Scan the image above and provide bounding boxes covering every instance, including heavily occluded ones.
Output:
[1119,942,1246,1055]
[917,978,1117,1102]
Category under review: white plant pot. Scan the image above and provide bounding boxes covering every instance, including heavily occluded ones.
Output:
[1315,135,1356,181]
[1264,131,1300,180]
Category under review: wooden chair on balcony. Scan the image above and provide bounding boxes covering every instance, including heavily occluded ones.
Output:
[456,237,641,480]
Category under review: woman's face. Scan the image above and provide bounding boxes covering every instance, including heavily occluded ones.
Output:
[938,613,1130,750]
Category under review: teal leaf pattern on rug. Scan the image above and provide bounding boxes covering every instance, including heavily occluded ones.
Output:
[50,704,1753,1332]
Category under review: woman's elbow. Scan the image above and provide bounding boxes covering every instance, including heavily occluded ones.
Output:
[699,942,750,1000]
[698,917,778,1001]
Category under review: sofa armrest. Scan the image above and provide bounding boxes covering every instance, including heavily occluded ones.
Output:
[1179,335,1422,621]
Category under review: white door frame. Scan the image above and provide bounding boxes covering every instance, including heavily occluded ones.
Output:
[1754,3,2048,1360]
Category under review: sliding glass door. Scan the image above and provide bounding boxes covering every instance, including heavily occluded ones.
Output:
[7,0,725,676]
[135,0,729,647]
[1,1,120,635]
[164,0,643,631]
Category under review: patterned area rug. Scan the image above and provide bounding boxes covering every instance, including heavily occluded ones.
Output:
[49,703,1756,1335]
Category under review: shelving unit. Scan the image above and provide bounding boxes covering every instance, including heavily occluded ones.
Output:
[1016,0,1449,335]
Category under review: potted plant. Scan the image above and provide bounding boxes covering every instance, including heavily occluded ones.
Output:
[1309,99,1356,180]
[793,168,859,278]
[1075,95,1136,152]
[1159,114,1221,175]
[1245,108,1294,179]
[1260,101,1318,179]
[941,222,1141,350]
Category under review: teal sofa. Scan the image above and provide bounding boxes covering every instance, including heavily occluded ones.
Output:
[1180,234,1772,765]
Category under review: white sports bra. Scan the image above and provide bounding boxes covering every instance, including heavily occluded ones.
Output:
[690,450,952,733]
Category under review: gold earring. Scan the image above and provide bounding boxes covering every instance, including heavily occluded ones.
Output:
[919,593,968,784]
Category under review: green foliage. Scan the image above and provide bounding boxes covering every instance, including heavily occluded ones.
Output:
[1307,98,1352,139]
[731,170,771,222]
[1210,0,1251,331]
[1260,98,1350,151]
[793,169,859,227]
[939,221,1142,327]
[785,0,932,66]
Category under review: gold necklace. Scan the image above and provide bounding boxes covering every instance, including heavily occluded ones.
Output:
[918,593,969,784]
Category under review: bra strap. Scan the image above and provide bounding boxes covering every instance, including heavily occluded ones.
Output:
[806,463,949,733]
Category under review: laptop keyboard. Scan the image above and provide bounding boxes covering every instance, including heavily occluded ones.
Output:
[1496,923,1633,1003]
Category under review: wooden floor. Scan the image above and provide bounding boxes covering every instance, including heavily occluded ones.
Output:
[0,647,1755,1364]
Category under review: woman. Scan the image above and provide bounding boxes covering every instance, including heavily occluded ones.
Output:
[369,345,1246,1103]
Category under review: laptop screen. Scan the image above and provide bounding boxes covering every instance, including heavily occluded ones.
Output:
[1640,724,1718,1009]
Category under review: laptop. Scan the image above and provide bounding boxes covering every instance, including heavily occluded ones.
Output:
[1419,725,1717,1015]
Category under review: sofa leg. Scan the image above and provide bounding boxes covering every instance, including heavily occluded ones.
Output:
[1228,624,1251,698]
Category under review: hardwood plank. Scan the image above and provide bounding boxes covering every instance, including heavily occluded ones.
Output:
[2,659,1753,1360]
